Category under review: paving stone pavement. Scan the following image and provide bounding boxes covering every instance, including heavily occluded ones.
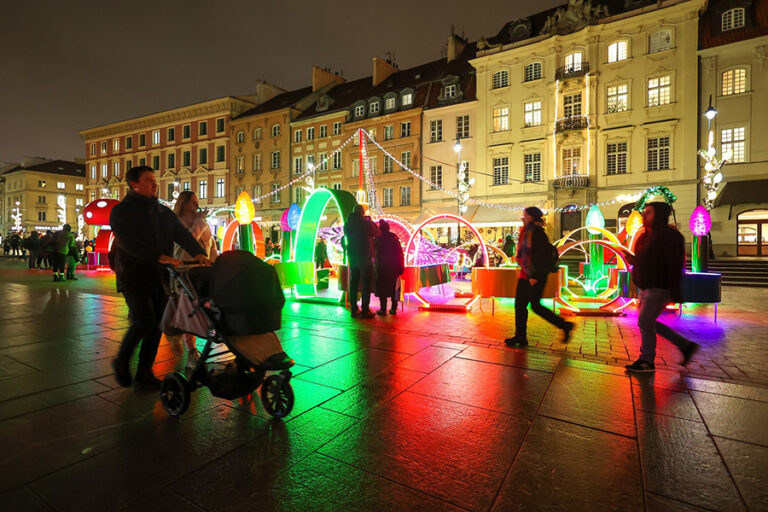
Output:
[0,258,766,511]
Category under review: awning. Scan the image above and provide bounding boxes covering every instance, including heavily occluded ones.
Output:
[715,179,768,206]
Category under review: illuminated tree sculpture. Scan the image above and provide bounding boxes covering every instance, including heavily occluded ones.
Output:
[689,206,712,273]
[698,112,730,210]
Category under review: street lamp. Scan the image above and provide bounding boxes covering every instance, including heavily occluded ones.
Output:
[454,139,463,244]
[704,94,718,127]
[698,94,729,210]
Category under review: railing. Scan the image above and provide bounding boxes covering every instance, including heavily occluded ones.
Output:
[555,62,590,80]
[553,174,590,189]
[556,116,589,132]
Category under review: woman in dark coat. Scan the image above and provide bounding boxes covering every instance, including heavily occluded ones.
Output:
[374,220,405,315]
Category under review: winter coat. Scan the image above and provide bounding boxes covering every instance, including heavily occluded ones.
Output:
[109,191,204,292]
[173,214,218,262]
[630,225,685,301]
[53,230,76,255]
[343,213,381,267]
[516,222,553,281]
[375,231,405,298]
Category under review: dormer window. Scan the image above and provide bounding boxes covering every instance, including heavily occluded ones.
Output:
[722,8,746,31]
[401,92,413,106]
[369,101,380,115]
[385,97,396,110]
[354,104,365,117]
[317,95,329,111]
[444,84,457,99]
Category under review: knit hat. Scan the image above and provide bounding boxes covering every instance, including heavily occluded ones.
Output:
[524,206,544,222]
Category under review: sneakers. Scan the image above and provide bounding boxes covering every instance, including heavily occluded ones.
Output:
[562,322,575,343]
[504,336,529,347]
[681,343,700,366]
[133,367,161,391]
[112,357,132,387]
[625,359,655,373]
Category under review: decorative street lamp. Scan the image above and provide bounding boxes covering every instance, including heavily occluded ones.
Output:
[698,95,730,210]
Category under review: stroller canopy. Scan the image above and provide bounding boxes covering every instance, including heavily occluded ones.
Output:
[210,250,285,335]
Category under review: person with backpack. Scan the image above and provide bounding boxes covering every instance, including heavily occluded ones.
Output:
[52,225,76,281]
[505,206,573,347]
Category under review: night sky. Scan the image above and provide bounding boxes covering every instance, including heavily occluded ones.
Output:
[1,0,562,164]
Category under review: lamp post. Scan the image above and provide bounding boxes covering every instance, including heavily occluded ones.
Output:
[699,94,729,210]
[454,139,463,244]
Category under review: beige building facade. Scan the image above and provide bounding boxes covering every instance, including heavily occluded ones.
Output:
[471,0,705,240]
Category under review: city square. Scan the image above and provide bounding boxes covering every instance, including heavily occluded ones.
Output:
[2,0,768,510]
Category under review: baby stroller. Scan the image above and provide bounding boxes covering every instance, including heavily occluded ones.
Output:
[159,250,295,418]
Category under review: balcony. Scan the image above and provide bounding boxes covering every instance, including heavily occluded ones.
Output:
[553,174,590,190]
[555,63,589,80]
[556,116,589,132]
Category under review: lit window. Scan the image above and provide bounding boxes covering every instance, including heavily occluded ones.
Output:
[355,105,365,117]
[183,181,190,191]
[100,141,107,154]
[114,161,120,175]
[565,52,583,72]
[607,41,628,63]
[524,63,542,82]
[607,142,628,175]
[647,136,670,170]
[457,115,470,138]
[253,127,262,140]
[430,120,443,142]
[493,157,509,185]
[721,68,747,95]
[199,179,208,199]
[236,131,245,144]
[649,30,672,53]
[562,147,581,175]
[113,139,120,152]
[90,143,96,156]
[722,127,746,163]
[401,92,413,105]
[152,130,160,145]
[444,84,457,98]
[101,164,108,177]
[492,70,509,89]
[385,97,396,110]
[236,156,245,173]
[57,182,65,189]
[90,165,96,179]
[647,76,671,106]
[75,183,84,191]
[215,178,225,198]
[563,93,582,117]
[318,152,328,171]
[524,101,542,127]
[607,84,629,112]
[253,185,262,203]
[524,153,541,182]
[722,8,745,31]
[75,198,84,206]
[271,124,280,137]
[493,107,509,132]
[430,165,442,190]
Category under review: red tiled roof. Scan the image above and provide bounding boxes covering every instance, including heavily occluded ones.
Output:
[700,0,768,49]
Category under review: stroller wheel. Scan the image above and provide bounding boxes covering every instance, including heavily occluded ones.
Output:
[161,372,190,416]
[260,374,294,419]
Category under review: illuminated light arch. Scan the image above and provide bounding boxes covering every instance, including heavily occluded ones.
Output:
[554,238,634,314]
[293,188,357,297]
[221,220,266,258]
[373,214,413,247]
[446,241,512,267]
[554,226,621,247]
[405,214,488,311]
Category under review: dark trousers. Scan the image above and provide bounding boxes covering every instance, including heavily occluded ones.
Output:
[27,249,39,269]
[349,263,373,313]
[378,295,397,312]
[117,284,167,368]
[515,275,566,338]
[52,253,66,274]
[637,288,694,364]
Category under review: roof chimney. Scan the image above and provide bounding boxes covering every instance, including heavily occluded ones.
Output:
[447,30,467,63]
[312,66,345,92]
[372,56,398,86]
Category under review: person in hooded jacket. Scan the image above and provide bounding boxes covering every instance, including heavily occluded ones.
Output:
[505,207,574,347]
[374,220,405,315]
[343,205,381,319]
[621,202,699,372]
[52,225,76,282]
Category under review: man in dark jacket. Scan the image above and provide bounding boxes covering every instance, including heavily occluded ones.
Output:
[624,202,699,372]
[505,206,573,347]
[375,220,405,315]
[24,231,41,269]
[110,166,208,390]
[343,205,381,318]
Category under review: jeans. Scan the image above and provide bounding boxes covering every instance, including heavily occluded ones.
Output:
[637,288,693,364]
[349,263,373,313]
[117,284,168,368]
[515,275,566,338]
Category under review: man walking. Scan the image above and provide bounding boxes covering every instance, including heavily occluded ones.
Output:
[505,207,573,347]
[343,205,380,319]
[110,166,208,391]
[624,202,699,372]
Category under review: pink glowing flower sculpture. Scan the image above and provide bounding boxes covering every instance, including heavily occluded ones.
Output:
[689,206,712,237]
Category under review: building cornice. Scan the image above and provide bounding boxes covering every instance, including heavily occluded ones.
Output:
[79,97,255,141]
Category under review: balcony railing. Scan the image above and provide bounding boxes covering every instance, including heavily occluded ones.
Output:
[553,174,590,189]
[556,116,589,132]
[555,62,590,80]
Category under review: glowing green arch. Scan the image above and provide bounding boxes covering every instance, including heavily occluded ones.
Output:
[294,188,357,297]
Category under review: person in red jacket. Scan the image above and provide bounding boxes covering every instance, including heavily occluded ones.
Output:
[623,202,699,372]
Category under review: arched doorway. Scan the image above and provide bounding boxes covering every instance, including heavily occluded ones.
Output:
[560,205,582,240]
[737,210,768,256]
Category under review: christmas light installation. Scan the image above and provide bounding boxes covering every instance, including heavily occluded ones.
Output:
[689,206,712,273]
[625,210,643,237]
[220,191,265,257]
[57,195,66,225]
[699,96,730,210]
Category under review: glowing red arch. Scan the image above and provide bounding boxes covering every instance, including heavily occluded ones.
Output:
[221,220,266,258]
